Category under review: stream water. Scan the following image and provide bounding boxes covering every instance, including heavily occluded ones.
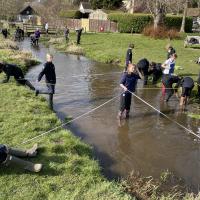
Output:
[20,39,200,190]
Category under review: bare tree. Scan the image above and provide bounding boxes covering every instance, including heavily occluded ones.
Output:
[146,0,167,29]
[128,0,135,14]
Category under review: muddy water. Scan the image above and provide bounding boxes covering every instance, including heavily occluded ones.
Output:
[20,39,200,189]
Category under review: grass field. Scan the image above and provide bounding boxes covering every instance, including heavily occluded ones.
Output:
[44,32,200,82]
[0,37,132,200]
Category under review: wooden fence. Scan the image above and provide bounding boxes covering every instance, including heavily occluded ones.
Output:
[65,19,118,32]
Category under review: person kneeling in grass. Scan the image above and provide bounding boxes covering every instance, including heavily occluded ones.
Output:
[0,62,35,90]
[118,63,143,120]
[0,144,42,173]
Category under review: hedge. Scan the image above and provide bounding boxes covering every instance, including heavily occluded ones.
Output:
[59,10,82,19]
[108,13,193,33]
[164,16,193,33]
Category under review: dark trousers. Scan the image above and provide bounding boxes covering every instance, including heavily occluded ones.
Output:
[198,85,200,99]
[77,36,81,45]
[38,84,55,110]
[152,72,162,84]
[17,79,35,91]
[120,92,132,112]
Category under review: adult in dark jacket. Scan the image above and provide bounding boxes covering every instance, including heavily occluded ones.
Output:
[36,54,56,110]
[0,62,35,90]
[125,43,134,70]
[0,144,42,172]
[137,58,150,85]
[76,28,83,45]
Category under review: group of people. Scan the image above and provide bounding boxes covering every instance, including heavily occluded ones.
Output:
[0,26,200,172]
[0,53,56,110]
[118,43,200,120]
[64,26,84,45]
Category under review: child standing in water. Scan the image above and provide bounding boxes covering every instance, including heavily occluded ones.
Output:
[118,63,143,120]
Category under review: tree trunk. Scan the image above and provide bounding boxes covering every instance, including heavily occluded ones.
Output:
[180,0,188,33]
[153,0,165,29]
[129,0,135,14]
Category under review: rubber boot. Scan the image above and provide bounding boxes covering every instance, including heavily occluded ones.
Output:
[25,80,35,91]
[6,155,42,173]
[8,144,38,158]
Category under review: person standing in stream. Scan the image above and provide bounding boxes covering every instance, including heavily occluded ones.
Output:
[118,63,143,120]
[36,54,56,111]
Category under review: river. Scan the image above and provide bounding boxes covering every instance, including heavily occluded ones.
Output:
[19,39,200,190]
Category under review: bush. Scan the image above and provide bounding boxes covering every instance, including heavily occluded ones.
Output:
[59,10,82,19]
[108,13,153,33]
[143,25,181,39]
[164,16,193,33]
[108,13,193,33]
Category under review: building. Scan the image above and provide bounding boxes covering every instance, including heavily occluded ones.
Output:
[18,3,42,25]
[89,10,108,20]
[79,2,93,15]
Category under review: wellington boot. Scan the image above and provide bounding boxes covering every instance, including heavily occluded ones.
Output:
[6,155,42,173]
[26,144,38,157]
[8,144,38,158]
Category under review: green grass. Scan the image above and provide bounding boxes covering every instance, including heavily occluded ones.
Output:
[43,32,200,96]
[46,33,200,80]
[0,38,132,200]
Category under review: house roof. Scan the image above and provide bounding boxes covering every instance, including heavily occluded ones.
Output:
[79,2,93,13]
[80,2,92,10]
[19,2,45,16]
[187,8,200,17]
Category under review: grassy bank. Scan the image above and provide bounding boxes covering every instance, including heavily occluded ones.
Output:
[42,32,200,82]
[0,37,132,199]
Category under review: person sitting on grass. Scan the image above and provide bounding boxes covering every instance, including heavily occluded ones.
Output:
[0,61,35,91]
[176,76,194,108]
[118,63,143,120]
[0,144,42,173]
[125,43,134,71]
[35,54,56,111]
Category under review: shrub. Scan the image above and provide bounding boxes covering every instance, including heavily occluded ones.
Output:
[108,13,193,33]
[59,10,82,19]
[143,25,181,39]
[164,16,193,33]
[108,13,153,33]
